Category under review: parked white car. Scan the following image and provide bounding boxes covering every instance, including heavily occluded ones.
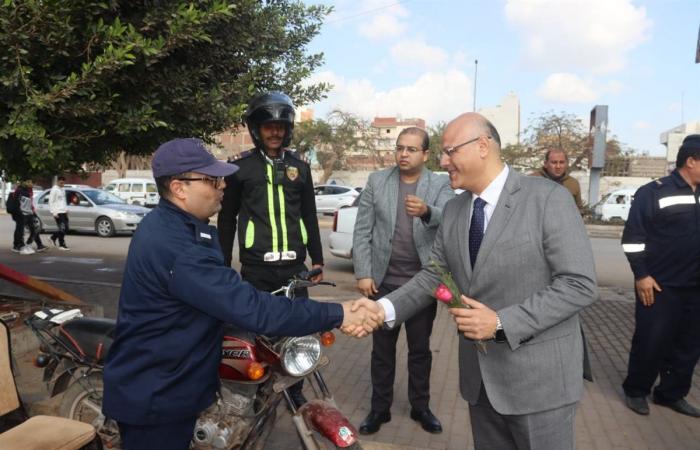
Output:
[103,178,159,207]
[314,184,360,214]
[328,196,360,259]
[593,188,636,222]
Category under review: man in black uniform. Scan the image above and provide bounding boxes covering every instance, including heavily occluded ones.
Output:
[218,92,323,407]
[621,134,700,417]
[103,138,378,450]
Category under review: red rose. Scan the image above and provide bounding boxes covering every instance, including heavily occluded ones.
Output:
[435,283,453,303]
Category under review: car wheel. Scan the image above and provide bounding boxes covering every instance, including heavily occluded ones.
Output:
[95,216,116,237]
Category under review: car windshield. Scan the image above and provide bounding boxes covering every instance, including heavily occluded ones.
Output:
[83,190,126,205]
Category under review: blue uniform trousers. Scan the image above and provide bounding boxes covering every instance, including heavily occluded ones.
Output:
[623,286,700,401]
[118,416,196,450]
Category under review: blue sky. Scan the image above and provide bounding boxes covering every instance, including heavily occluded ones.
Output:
[303,0,700,156]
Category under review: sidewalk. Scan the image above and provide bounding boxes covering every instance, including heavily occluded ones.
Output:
[6,285,699,450]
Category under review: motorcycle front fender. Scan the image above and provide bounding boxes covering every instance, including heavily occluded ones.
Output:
[298,400,359,448]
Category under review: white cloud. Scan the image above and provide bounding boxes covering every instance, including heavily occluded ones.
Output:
[538,73,598,103]
[634,121,651,130]
[505,0,651,73]
[389,39,449,69]
[357,1,409,40]
[305,70,473,124]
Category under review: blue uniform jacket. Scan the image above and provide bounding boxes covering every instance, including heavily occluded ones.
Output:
[621,169,700,287]
[103,198,343,425]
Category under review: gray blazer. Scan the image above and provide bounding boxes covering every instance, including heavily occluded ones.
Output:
[385,169,597,415]
[353,166,454,285]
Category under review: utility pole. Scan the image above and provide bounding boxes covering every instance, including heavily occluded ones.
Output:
[473,59,478,112]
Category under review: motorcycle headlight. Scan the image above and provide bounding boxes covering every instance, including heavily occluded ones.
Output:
[280,336,321,377]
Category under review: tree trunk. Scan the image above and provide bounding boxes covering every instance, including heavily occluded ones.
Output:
[320,154,337,184]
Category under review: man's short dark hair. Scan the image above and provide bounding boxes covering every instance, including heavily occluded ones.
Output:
[544,148,568,162]
[483,119,501,148]
[676,134,700,169]
[397,127,429,151]
[155,175,175,198]
[57,176,66,181]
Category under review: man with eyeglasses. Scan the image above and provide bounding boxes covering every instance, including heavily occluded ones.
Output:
[346,113,597,449]
[103,138,380,450]
[353,127,454,435]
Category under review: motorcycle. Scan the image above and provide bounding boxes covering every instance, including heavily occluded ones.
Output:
[0,316,102,449]
[26,269,362,450]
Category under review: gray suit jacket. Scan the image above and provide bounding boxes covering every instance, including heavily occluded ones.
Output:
[353,166,454,285]
[385,169,597,415]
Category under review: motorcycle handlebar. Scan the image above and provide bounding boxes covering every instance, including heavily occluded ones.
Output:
[297,267,323,281]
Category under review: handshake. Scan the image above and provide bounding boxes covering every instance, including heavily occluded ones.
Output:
[339,298,385,338]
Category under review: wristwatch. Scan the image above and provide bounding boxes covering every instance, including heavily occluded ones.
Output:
[494,314,507,343]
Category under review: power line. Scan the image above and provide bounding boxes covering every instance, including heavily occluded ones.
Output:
[326,0,413,24]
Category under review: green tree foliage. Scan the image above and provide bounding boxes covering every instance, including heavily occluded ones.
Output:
[425,121,445,171]
[292,110,376,183]
[0,0,331,178]
[502,110,632,173]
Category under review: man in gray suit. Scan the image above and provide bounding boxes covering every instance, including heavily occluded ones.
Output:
[350,113,597,449]
[353,127,454,435]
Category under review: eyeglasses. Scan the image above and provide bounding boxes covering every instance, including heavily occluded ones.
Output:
[175,176,224,189]
[441,135,491,157]
[395,145,424,154]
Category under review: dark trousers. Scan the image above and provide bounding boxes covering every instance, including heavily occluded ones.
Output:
[241,262,309,395]
[11,213,24,249]
[623,286,700,402]
[51,213,69,245]
[370,282,437,413]
[118,416,196,450]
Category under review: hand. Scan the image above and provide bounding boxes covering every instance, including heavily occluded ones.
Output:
[448,295,498,340]
[340,298,384,338]
[357,278,378,297]
[311,264,324,283]
[635,276,661,307]
[405,194,428,218]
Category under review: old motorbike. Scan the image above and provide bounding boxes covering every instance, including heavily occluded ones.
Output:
[26,269,361,449]
[0,317,101,449]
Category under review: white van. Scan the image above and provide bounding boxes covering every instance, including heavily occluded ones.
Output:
[594,188,636,222]
[104,178,159,207]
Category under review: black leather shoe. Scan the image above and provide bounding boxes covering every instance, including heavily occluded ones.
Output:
[625,396,649,415]
[410,409,442,434]
[625,395,649,416]
[359,411,391,435]
[653,397,700,417]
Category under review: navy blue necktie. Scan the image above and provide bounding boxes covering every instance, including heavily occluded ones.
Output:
[469,197,486,268]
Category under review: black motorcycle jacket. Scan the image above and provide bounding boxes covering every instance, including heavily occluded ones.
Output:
[217,148,323,268]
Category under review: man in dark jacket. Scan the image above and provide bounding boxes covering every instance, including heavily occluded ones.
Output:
[103,138,378,450]
[217,92,323,407]
[620,134,700,417]
[530,149,584,210]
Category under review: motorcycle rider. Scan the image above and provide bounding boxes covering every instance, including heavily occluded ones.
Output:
[217,91,323,408]
[103,138,378,450]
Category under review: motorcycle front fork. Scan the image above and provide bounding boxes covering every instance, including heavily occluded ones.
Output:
[283,371,337,450]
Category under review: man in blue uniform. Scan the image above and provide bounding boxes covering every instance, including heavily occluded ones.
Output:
[621,134,700,417]
[103,138,377,450]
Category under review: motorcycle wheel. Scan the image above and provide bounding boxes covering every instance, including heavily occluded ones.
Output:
[60,373,121,449]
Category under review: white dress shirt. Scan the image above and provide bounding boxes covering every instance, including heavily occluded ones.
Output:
[378,165,510,323]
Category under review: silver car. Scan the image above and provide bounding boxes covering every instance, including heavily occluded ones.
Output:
[34,187,150,237]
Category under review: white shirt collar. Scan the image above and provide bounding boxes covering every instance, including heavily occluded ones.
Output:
[472,164,509,207]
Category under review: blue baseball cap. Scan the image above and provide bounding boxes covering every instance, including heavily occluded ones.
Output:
[152,138,238,178]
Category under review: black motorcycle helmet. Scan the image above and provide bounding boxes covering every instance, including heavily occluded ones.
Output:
[244,92,296,149]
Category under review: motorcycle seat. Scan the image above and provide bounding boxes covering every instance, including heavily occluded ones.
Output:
[58,317,116,364]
